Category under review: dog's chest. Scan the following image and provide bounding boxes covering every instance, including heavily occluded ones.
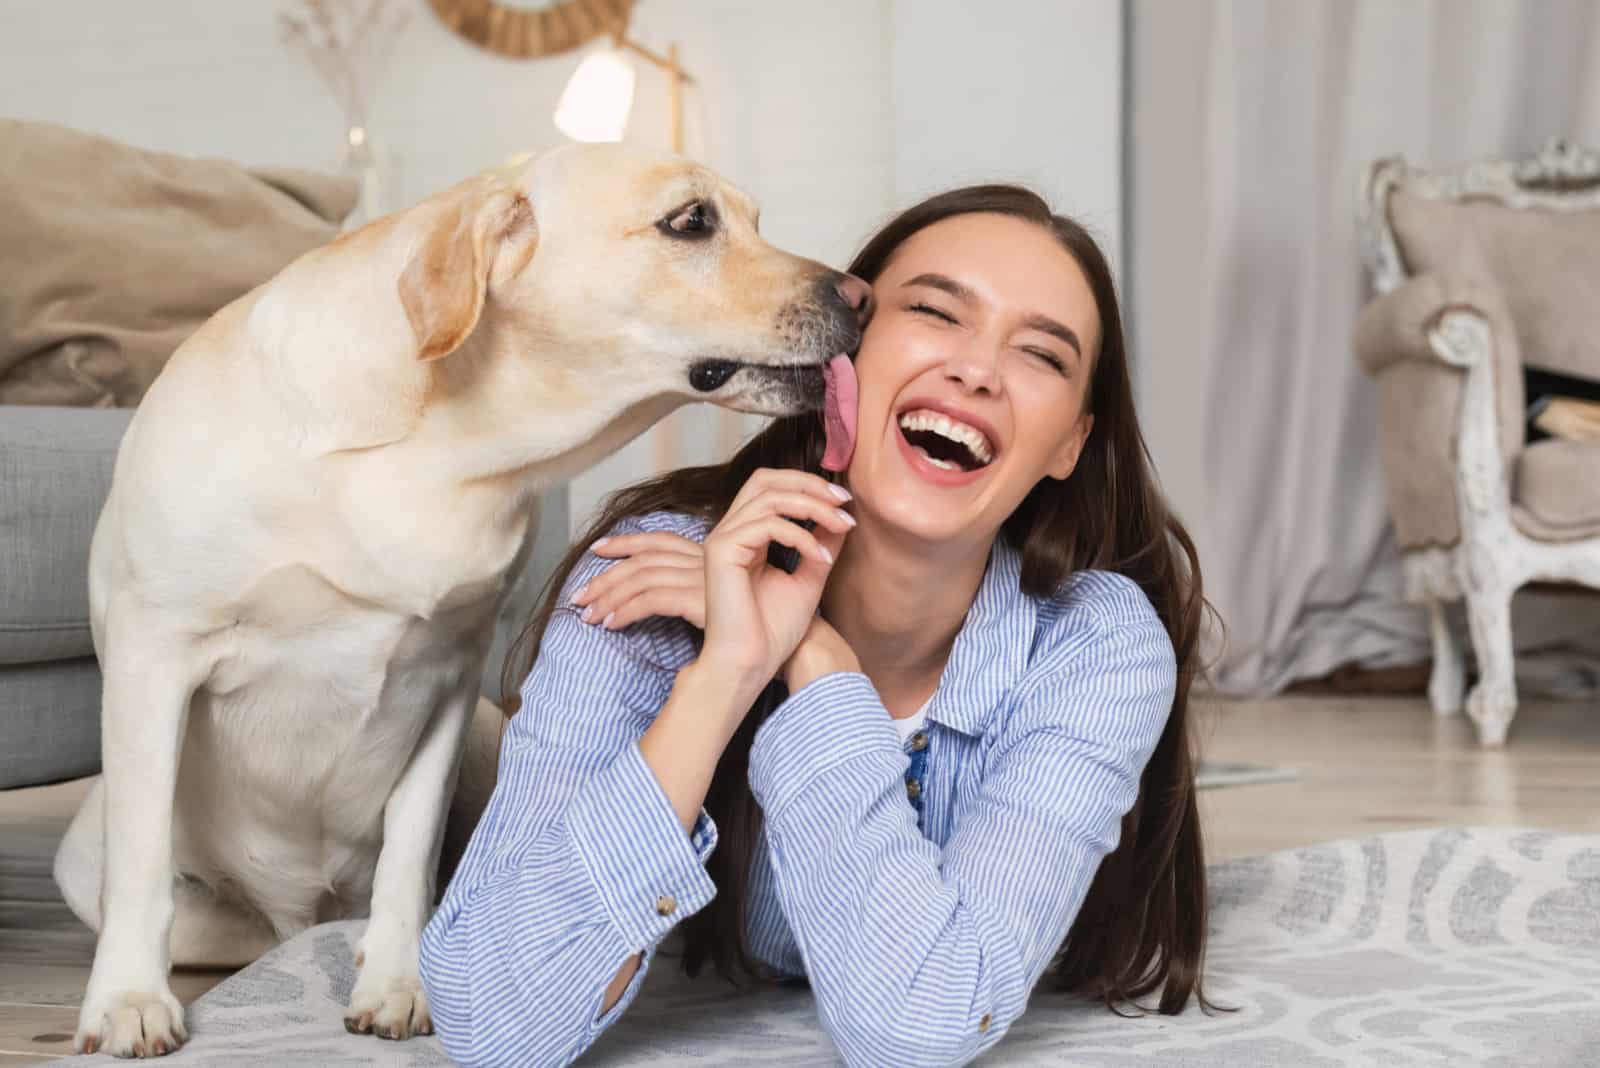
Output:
[193,578,490,849]
[185,483,534,865]
[200,535,516,781]
[206,489,532,695]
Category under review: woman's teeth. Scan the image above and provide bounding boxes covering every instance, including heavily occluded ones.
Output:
[897,409,994,466]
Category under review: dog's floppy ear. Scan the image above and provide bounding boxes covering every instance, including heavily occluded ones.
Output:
[399,184,536,362]
[247,175,538,455]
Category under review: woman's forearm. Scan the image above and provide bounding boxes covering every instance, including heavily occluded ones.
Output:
[596,658,759,1014]
[638,658,763,833]
[421,738,722,1067]
[422,643,741,1063]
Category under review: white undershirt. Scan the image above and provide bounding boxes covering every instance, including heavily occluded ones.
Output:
[892,698,932,744]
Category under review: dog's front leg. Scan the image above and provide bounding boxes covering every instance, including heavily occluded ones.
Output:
[76,605,197,1058]
[344,684,476,1041]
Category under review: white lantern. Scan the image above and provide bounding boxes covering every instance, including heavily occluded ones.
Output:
[553,47,636,143]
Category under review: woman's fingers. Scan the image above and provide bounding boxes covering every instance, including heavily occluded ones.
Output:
[602,586,706,631]
[573,546,701,608]
[576,566,705,629]
[588,532,702,563]
[711,512,837,570]
[726,467,851,516]
[721,489,857,539]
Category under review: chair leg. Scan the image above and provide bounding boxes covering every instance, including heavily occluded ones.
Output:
[1463,585,1517,747]
[1426,598,1464,717]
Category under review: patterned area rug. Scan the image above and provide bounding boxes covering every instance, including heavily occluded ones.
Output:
[55,827,1600,1066]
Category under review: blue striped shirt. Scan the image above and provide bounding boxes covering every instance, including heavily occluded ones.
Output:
[419,509,1176,1067]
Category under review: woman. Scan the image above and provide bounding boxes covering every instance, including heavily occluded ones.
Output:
[419,185,1209,1067]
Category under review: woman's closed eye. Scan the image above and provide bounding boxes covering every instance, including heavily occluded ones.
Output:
[908,302,959,325]
[911,302,1069,373]
[1022,346,1067,373]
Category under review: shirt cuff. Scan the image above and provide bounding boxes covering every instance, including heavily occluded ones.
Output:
[565,740,719,952]
[747,671,904,819]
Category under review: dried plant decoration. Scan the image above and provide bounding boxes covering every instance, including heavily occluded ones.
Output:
[279,0,412,221]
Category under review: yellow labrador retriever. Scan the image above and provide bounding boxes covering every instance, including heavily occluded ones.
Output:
[53,143,867,1058]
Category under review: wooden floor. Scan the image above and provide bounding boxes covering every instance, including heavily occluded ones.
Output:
[2,695,1597,1064]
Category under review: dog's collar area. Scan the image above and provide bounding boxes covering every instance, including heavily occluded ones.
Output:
[688,359,741,392]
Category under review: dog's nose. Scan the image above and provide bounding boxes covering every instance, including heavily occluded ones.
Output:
[834,274,872,317]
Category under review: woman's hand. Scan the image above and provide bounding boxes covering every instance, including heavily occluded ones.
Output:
[573,531,707,631]
[698,469,856,696]
[573,521,864,694]
[570,470,856,699]
[782,615,862,693]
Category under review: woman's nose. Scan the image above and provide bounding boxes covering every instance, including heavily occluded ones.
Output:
[944,341,1002,395]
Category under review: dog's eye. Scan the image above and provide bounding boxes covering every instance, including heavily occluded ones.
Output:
[660,201,716,239]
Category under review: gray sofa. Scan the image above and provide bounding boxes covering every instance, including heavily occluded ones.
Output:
[0,403,568,790]
[0,406,129,788]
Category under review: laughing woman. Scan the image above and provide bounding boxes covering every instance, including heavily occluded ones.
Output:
[419,185,1209,1067]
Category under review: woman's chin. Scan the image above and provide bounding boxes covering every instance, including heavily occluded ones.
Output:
[862,489,974,545]
[844,440,1002,544]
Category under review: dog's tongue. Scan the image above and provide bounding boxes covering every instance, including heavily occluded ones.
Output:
[820,354,857,472]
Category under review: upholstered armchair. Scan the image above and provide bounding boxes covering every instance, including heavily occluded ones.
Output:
[1355,140,1600,747]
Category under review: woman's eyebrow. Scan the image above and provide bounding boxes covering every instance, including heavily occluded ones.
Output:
[903,272,975,303]
[903,272,1082,358]
[1021,313,1082,358]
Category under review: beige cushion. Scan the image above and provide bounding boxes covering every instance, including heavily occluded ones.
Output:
[1389,189,1600,383]
[0,120,358,407]
[1512,438,1600,541]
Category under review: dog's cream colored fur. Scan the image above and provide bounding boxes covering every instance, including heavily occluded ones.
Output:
[53,143,862,1058]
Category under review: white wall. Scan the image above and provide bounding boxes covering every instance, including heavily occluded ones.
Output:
[0,0,1122,537]
[891,0,1124,268]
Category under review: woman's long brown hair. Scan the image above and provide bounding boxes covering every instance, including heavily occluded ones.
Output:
[503,185,1212,1014]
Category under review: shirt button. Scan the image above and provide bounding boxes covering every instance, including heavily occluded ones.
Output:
[905,779,921,800]
[978,1012,992,1032]
[910,731,929,751]
[655,894,677,916]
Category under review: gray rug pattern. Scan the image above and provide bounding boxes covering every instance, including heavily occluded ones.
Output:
[55,827,1600,1066]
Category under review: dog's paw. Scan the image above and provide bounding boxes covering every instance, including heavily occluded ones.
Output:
[75,988,187,1058]
[344,977,432,1040]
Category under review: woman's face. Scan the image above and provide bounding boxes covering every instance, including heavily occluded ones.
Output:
[843,212,1099,547]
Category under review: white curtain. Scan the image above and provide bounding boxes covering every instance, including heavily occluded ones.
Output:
[1131,0,1600,695]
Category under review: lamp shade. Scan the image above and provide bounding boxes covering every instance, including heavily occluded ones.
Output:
[553,48,635,143]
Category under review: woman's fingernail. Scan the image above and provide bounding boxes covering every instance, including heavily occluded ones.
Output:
[580,605,595,623]
[573,584,589,603]
[837,509,856,527]
[601,611,616,629]
[592,537,611,550]
[819,545,834,564]
[829,484,852,501]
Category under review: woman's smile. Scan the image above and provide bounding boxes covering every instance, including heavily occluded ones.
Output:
[893,403,998,488]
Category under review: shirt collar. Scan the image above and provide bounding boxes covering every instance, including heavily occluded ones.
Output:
[926,536,1036,737]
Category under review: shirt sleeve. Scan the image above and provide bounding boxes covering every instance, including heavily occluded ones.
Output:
[419,530,717,1068]
[745,596,1176,1068]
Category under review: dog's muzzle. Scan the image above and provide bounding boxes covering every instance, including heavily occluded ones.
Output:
[688,359,741,393]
